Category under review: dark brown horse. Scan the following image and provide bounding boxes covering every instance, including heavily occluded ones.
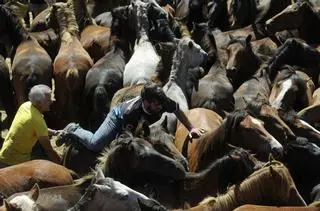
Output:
[0,160,74,198]
[137,148,262,209]
[175,108,283,171]
[184,161,306,211]
[81,37,128,131]
[266,1,320,45]
[46,2,93,127]
[97,134,186,188]
[0,5,52,106]
[224,35,261,90]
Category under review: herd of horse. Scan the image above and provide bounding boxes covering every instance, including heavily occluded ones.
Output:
[0,0,320,210]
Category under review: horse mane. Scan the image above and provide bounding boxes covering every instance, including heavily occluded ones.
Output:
[196,110,249,162]
[199,161,293,209]
[96,134,136,178]
[71,0,94,31]
[245,97,270,117]
[169,37,192,82]
[0,5,30,46]
[54,3,79,37]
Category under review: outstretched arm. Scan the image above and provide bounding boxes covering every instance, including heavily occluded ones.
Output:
[38,136,61,164]
[174,108,206,139]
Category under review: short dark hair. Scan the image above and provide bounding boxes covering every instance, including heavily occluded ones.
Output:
[140,82,167,102]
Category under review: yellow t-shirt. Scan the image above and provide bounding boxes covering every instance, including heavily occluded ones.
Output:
[0,101,48,165]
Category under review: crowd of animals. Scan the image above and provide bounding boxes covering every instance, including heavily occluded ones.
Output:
[1,0,320,210]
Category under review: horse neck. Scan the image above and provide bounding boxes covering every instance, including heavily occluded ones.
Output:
[72,0,94,31]
[196,121,229,166]
[57,8,79,40]
[168,55,190,93]
[184,157,228,204]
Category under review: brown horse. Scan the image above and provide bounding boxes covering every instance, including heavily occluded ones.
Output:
[298,87,320,129]
[72,0,111,62]
[234,67,296,142]
[0,5,52,106]
[269,66,313,112]
[0,160,74,198]
[46,2,93,127]
[184,161,306,211]
[175,108,283,171]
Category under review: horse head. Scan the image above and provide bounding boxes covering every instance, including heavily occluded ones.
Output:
[246,98,296,143]
[149,116,189,171]
[0,184,40,211]
[228,110,284,161]
[266,1,312,34]
[269,66,309,111]
[98,136,186,185]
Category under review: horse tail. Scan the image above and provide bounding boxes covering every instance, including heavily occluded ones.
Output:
[92,85,108,113]
[25,72,38,99]
[66,67,79,91]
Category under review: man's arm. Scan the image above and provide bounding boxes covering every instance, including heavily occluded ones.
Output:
[38,136,61,164]
[48,128,59,137]
[174,108,206,139]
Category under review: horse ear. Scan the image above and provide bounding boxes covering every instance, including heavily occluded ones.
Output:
[95,168,105,180]
[29,183,40,202]
[246,34,252,45]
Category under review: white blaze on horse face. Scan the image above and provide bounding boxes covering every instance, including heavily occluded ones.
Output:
[250,117,283,149]
[271,78,293,109]
[299,119,320,136]
[9,195,36,211]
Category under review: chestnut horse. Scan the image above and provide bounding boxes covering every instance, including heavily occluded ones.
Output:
[0,160,74,198]
[72,0,111,62]
[46,2,93,127]
[184,161,306,211]
[0,5,52,106]
[175,108,283,171]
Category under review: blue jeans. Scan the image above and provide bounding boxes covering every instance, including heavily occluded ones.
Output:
[70,108,123,152]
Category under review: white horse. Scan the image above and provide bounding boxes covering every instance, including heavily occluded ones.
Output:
[68,169,162,211]
[123,1,161,87]
[153,37,208,134]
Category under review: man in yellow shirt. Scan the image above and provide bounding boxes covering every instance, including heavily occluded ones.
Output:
[0,84,61,167]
